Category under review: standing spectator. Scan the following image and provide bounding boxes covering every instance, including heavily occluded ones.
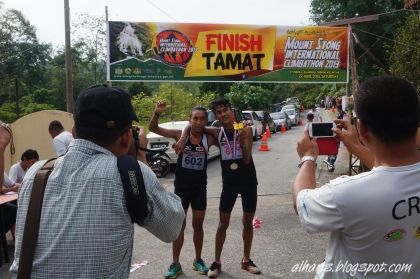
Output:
[304,112,314,131]
[48,120,74,156]
[336,104,346,120]
[9,149,39,183]
[293,76,420,278]
[10,85,185,278]
[311,106,323,122]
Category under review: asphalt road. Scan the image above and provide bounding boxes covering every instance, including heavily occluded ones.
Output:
[129,109,350,279]
[0,109,351,279]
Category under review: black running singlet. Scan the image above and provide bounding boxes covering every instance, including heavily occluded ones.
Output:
[174,134,209,188]
[217,128,258,186]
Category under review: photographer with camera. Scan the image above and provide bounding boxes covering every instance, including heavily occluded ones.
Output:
[293,76,420,278]
[10,85,184,278]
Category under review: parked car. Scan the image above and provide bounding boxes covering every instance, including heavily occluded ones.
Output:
[255,110,276,134]
[282,109,299,126]
[286,97,300,104]
[281,104,301,125]
[281,104,300,114]
[270,112,292,131]
[147,121,220,164]
[242,110,264,141]
[272,101,286,112]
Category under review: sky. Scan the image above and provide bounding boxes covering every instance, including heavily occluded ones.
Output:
[1,0,312,47]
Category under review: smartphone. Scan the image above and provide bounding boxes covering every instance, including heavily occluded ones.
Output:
[316,137,339,155]
[308,122,336,138]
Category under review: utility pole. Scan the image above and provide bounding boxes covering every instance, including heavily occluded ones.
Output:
[64,0,74,113]
[105,6,112,87]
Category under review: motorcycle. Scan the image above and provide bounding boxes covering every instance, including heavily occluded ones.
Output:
[146,147,171,178]
[132,127,171,178]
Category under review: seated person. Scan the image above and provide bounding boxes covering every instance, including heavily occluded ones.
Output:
[9,149,39,183]
[0,175,18,235]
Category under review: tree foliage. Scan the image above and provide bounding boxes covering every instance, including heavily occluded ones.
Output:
[131,83,217,128]
[389,13,420,92]
[310,0,405,81]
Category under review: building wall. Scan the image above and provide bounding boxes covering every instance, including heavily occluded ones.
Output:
[4,110,73,170]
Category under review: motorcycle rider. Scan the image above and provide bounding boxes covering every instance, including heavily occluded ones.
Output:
[149,101,217,278]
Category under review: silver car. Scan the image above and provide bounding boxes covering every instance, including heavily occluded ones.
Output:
[270,112,292,131]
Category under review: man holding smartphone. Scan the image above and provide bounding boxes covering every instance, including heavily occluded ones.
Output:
[293,76,420,278]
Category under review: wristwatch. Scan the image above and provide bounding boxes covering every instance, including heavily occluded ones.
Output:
[298,156,316,168]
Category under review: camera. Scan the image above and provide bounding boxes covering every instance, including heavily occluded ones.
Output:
[132,127,141,149]
[308,122,336,138]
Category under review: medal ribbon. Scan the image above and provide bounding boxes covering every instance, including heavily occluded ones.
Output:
[221,127,237,160]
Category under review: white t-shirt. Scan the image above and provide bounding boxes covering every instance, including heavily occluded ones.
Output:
[9,162,25,183]
[312,110,321,122]
[297,162,420,279]
[53,131,74,156]
[3,172,15,187]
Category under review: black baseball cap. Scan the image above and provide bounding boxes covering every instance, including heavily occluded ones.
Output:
[74,84,138,133]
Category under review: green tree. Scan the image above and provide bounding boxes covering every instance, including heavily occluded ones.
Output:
[388,13,420,92]
[225,83,273,111]
[131,83,216,128]
[310,0,405,81]
[0,8,52,120]
[72,13,107,84]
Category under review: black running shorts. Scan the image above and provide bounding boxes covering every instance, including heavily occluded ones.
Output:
[219,183,257,213]
[175,185,207,211]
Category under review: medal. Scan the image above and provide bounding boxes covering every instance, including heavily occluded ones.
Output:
[221,127,238,160]
[230,162,238,170]
[233,122,244,130]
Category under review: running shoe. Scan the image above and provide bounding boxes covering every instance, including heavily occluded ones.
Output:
[241,259,261,275]
[207,261,221,278]
[164,262,182,279]
[192,258,209,275]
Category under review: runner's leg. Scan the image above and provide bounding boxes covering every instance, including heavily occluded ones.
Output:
[215,212,231,262]
[192,209,206,260]
[241,184,257,261]
[172,209,187,263]
[242,211,254,261]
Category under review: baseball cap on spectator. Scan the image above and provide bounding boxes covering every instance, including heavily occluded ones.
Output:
[74,84,138,135]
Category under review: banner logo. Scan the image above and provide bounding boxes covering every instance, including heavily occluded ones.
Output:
[153,30,196,66]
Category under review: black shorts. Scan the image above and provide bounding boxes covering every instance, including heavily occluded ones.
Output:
[175,185,207,211]
[219,183,257,213]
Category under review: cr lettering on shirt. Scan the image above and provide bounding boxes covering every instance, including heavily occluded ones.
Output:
[392,195,419,220]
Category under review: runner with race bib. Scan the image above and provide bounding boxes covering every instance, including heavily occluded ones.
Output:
[149,101,217,279]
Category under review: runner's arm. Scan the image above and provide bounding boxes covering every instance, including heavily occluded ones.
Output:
[148,101,181,140]
[239,126,253,165]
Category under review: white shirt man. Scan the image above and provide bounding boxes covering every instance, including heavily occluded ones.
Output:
[9,149,39,183]
[311,108,322,122]
[48,120,74,156]
[9,163,25,183]
[52,131,73,156]
[2,172,20,193]
[293,76,420,278]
